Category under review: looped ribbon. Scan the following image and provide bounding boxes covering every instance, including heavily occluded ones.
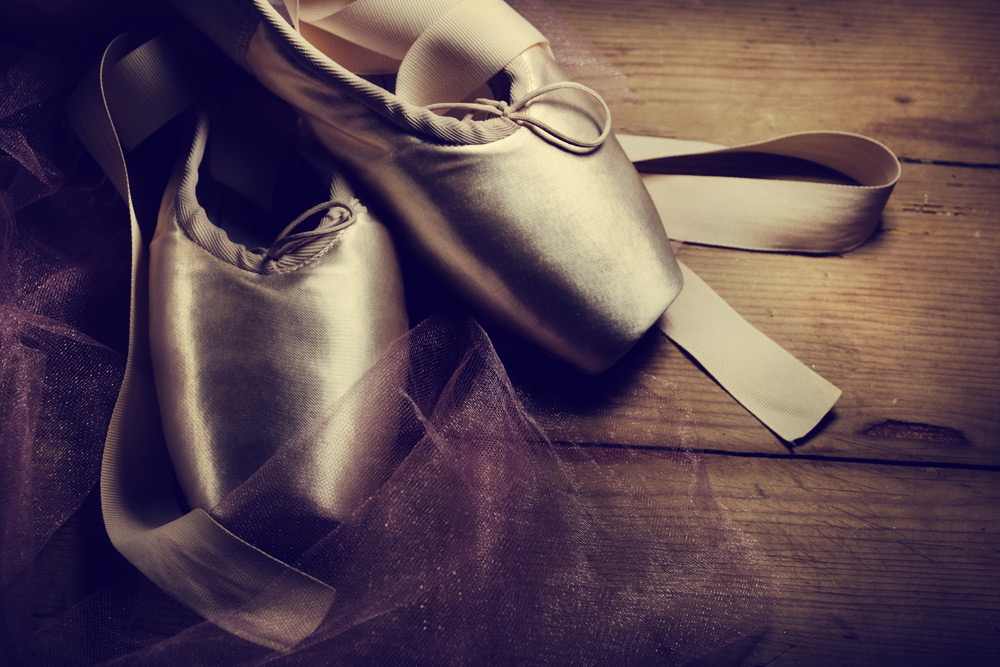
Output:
[425,81,612,149]
[286,0,547,106]
[628,130,901,441]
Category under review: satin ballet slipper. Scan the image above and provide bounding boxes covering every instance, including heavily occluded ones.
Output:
[150,107,408,511]
[174,0,683,373]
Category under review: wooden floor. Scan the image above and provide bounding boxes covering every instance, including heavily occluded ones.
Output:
[32,0,999,664]
[545,0,1000,664]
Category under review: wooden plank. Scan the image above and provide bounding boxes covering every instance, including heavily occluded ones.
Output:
[692,455,1000,666]
[609,161,1000,465]
[32,454,1000,665]
[549,0,1000,164]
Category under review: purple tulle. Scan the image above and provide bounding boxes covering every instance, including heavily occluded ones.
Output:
[2,1,776,664]
[25,315,776,665]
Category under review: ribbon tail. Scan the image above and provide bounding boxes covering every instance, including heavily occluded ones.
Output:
[624,130,898,439]
[658,262,840,441]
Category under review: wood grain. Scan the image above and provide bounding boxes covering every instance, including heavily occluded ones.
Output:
[694,456,1000,666]
[549,0,1000,164]
[605,161,1000,466]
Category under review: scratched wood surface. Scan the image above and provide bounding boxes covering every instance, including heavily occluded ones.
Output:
[29,0,1000,665]
[543,0,1000,664]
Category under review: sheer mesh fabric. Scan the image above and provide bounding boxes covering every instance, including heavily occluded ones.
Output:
[27,315,775,665]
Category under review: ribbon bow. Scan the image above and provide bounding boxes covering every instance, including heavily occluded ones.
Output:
[426,81,612,150]
[261,201,356,261]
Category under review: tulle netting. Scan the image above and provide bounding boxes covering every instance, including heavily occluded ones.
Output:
[2,1,776,664]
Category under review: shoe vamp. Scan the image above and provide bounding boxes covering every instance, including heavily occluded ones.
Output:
[319,124,681,372]
[148,209,409,511]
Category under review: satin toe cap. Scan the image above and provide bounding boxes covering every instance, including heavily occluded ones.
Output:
[335,126,681,373]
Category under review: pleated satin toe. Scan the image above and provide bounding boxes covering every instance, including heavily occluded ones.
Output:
[149,109,408,511]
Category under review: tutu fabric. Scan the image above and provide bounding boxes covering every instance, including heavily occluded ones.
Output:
[1,4,132,659]
[26,315,776,665]
[1,1,776,664]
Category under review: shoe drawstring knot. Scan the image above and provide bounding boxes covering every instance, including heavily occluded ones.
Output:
[259,200,356,261]
[426,81,612,151]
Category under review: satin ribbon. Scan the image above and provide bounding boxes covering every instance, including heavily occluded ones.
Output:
[622,132,900,440]
[287,0,547,105]
[68,9,899,651]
